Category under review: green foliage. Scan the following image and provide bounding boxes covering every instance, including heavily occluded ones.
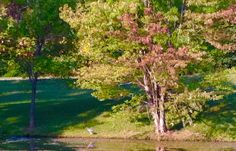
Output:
[76,63,138,100]
[187,0,236,13]
[164,7,179,23]
[182,49,236,75]
[167,89,217,128]
[2,61,24,77]
[91,85,130,101]
[60,0,146,101]
[111,95,151,126]
[188,71,236,141]
[201,68,235,92]
[151,0,183,12]
[60,0,141,61]
[171,68,235,128]
[0,0,78,77]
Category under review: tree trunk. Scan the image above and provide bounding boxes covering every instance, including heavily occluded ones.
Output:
[28,74,37,132]
[151,98,167,135]
[151,109,160,134]
[143,0,151,7]
[138,66,168,135]
[28,38,43,133]
[159,95,167,133]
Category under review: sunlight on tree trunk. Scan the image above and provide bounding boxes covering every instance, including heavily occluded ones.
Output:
[159,95,167,133]
[151,109,160,134]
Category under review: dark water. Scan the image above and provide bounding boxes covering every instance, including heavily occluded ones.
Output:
[0,138,236,151]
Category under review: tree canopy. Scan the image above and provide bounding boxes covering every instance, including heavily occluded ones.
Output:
[60,0,236,134]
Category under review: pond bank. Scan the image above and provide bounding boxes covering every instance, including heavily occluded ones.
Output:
[3,129,235,142]
[1,137,236,151]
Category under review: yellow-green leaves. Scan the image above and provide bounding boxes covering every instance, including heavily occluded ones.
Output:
[77,64,136,88]
[164,7,179,23]
[76,64,136,100]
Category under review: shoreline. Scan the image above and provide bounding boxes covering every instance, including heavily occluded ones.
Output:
[1,133,236,142]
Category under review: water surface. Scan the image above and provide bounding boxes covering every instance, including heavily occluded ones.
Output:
[0,138,236,151]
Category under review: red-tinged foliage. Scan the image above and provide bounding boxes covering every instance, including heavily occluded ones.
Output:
[6,2,24,21]
[115,8,199,79]
[205,4,236,25]
[203,4,236,51]
[111,7,202,134]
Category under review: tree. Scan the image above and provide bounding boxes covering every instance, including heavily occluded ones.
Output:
[165,0,236,127]
[0,0,77,133]
[60,0,202,134]
[182,0,236,52]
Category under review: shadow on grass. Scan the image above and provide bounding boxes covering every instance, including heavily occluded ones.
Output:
[194,90,236,140]
[0,79,121,138]
[179,73,236,140]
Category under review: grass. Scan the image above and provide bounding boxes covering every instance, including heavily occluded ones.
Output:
[0,76,235,141]
[0,79,152,139]
[188,95,236,141]
[187,72,236,141]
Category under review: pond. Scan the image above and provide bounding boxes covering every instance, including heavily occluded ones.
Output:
[0,138,236,151]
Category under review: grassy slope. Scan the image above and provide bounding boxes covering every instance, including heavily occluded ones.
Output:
[0,77,235,141]
[0,79,152,139]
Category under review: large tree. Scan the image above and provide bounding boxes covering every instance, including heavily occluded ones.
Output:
[60,0,204,134]
[0,0,77,133]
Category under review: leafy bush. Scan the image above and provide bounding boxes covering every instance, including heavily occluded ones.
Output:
[111,95,151,126]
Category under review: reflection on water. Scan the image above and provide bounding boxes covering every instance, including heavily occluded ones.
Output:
[0,138,236,151]
[29,139,35,151]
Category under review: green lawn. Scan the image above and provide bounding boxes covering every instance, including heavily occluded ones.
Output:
[0,78,235,141]
[0,79,152,139]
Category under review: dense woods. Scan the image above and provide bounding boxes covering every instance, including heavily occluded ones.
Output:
[0,0,236,139]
